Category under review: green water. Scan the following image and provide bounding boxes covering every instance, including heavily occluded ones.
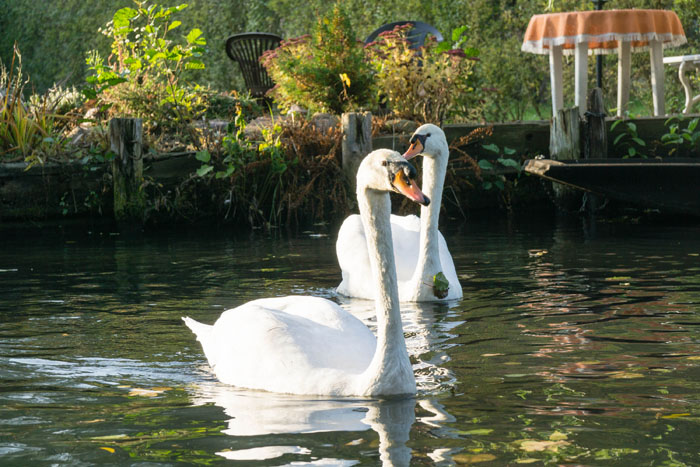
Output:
[1,217,699,465]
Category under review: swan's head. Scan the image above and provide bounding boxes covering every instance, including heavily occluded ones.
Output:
[357,149,430,206]
[402,123,447,161]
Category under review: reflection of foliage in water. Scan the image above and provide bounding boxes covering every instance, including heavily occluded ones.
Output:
[86,387,227,463]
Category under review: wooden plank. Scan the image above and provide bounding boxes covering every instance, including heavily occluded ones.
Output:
[523,158,700,216]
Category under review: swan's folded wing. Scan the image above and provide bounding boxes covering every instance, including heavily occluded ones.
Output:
[206,297,376,393]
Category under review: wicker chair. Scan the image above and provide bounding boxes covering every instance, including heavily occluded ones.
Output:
[364,21,444,49]
[225,32,283,100]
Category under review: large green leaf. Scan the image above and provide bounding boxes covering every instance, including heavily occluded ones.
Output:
[186,28,205,45]
[433,272,449,299]
[113,7,138,32]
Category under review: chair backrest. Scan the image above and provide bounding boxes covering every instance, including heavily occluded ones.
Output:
[225,32,283,99]
[364,21,444,49]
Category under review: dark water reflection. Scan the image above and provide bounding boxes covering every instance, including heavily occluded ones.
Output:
[1,217,699,465]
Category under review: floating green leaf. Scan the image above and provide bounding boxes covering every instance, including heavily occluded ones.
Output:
[433,271,449,299]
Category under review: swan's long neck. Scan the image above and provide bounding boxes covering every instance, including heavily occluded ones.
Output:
[414,149,447,283]
[357,187,414,394]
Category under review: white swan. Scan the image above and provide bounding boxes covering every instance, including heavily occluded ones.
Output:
[183,149,429,396]
[336,123,463,302]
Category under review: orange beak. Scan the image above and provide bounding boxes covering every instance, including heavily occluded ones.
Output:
[402,139,423,160]
[392,171,430,206]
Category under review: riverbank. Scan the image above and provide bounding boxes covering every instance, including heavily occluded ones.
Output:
[1,115,697,230]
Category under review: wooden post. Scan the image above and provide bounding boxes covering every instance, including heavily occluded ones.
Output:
[549,106,581,209]
[585,87,607,160]
[341,111,372,191]
[584,88,607,213]
[110,118,146,225]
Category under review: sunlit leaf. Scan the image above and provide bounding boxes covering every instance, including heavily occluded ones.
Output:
[609,371,644,379]
[186,28,205,45]
[129,387,166,397]
[519,439,570,452]
[661,413,690,419]
[452,453,497,463]
[605,276,632,281]
[185,60,206,70]
[91,434,129,441]
[113,7,137,30]
[458,428,493,435]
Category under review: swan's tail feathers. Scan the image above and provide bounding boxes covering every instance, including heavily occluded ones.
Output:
[182,316,212,342]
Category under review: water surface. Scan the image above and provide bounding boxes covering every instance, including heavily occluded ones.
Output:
[1,217,699,465]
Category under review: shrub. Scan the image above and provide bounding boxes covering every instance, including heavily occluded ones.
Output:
[366,23,478,123]
[0,45,65,164]
[262,3,375,115]
[189,110,347,228]
[84,1,208,134]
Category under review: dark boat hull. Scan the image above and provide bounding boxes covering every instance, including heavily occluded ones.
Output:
[523,158,700,216]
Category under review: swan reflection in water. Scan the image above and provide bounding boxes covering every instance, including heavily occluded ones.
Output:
[336,295,463,393]
[186,298,463,464]
[188,381,415,465]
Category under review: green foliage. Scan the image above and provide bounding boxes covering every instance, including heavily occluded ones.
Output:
[262,3,375,114]
[3,0,700,123]
[0,45,65,164]
[611,119,647,158]
[479,144,520,191]
[366,23,478,123]
[196,109,290,227]
[85,1,209,132]
[661,116,700,157]
[204,92,262,121]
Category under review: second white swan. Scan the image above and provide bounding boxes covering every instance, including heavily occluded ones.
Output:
[336,124,462,302]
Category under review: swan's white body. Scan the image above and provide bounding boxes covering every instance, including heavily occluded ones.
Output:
[336,214,460,301]
[337,124,463,302]
[183,150,425,396]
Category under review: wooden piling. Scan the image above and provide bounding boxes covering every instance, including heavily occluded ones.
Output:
[548,107,582,210]
[584,88,608,214]
[110,118,146,225]
[341,112,372,191]
[584,88,607,160]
